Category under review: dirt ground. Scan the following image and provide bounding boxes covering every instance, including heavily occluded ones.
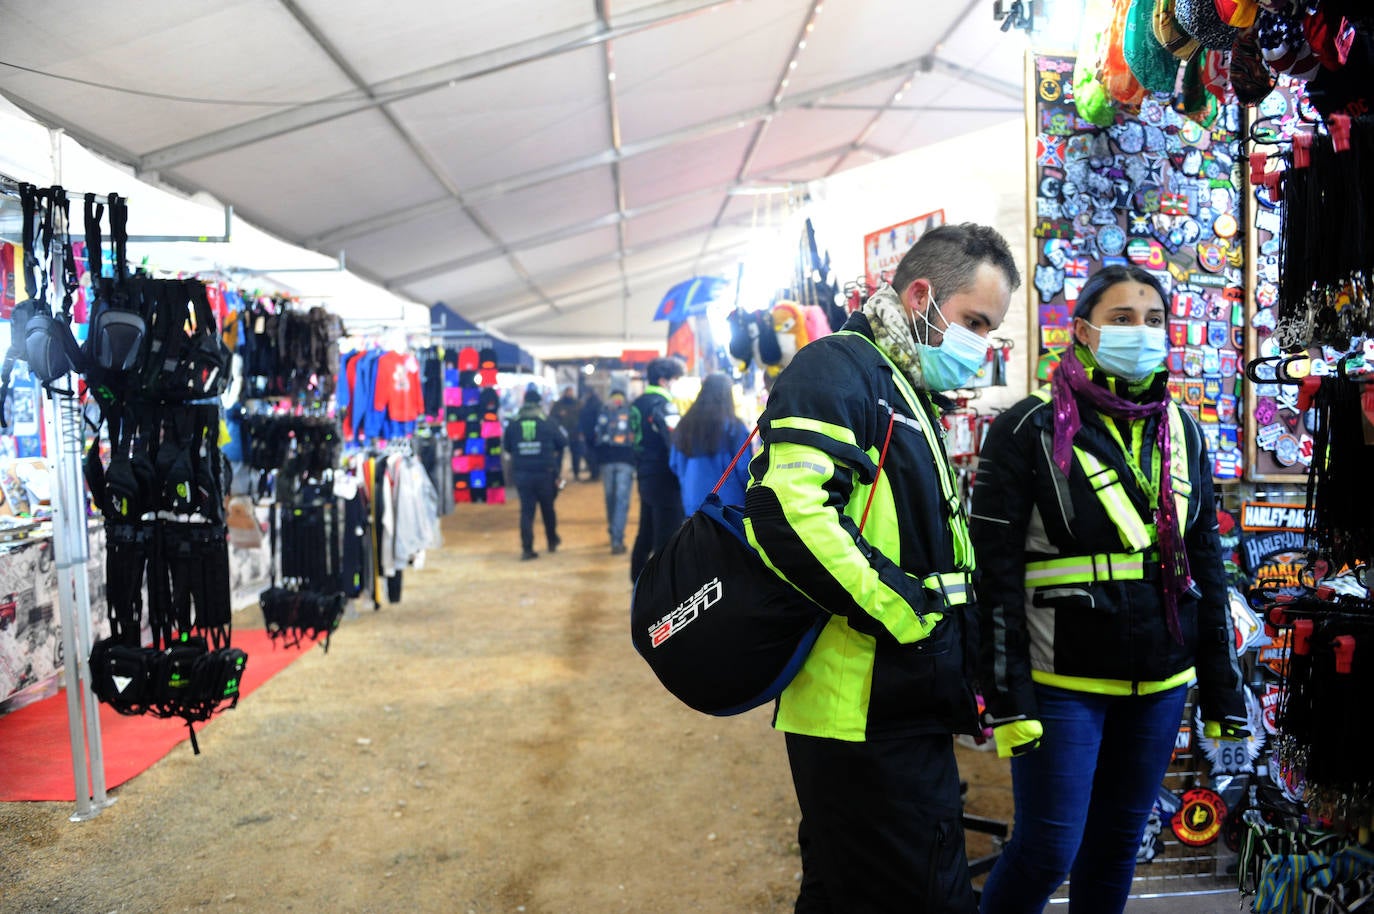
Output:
[0,479,1014,914]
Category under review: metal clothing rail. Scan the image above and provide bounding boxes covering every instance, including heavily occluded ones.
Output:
[0,174,234,243]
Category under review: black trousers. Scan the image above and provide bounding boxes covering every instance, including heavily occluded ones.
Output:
[515,474,558,553]
[786,731,976,914]
[629,476,684,583]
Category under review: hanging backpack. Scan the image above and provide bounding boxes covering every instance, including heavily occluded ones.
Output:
[595,398,632,448]
[630,411,895,716]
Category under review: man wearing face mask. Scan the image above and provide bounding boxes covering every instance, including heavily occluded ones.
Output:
[743,223,1019,913]
[970,265,1247,914]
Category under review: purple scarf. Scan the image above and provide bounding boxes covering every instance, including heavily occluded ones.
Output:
[1050,347,1189,645]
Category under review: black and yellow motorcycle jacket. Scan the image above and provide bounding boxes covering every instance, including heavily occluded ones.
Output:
[969,359,1246,737]
[744,313,980,742]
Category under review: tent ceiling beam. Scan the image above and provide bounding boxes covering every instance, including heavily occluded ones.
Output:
[926,54,1022,101]
[825,0,983,179]
[482,238,751,329]
[137,0,734,173]
[803,102,1023,113]
[596,0,632,306]
[383,142,839,288]
[696,0,822,268]
[461,233,747,325]
[456,54,941,207]
[277,0,560,313]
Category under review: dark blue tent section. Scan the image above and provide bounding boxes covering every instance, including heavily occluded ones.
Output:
[429,302,534,371]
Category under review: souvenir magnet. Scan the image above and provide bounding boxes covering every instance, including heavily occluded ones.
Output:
[1231,326,1244,349]
[1207,322,1229,349]
[1034,264,1065,302]
[1219,350,1238,377]
[1254,399,1278,425]
[1129,212,1153,236]
[1273,434,1300,467]
[1203,377,1222,402]
[1202,422,1220,451]
[1198,243,1225,272]
[1214,451,1242,478]
[1186,323,1204,347]
[1167,379,1186,402]
[1298,435,1314,467]
[1097,225,1127,257]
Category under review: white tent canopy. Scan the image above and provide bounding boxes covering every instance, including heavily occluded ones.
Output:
[0,0,1034,357]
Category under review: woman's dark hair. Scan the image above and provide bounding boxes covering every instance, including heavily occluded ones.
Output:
[1071,264,1169,322]
[673,373,741,457]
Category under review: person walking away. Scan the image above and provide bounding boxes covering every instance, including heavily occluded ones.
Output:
[502,388,566,560]
[970,265,1248,914]
[629,357,685,584]
[549,386,583,479]
[744,223,1019,913]
[668,373,751,515]
[594,383,635,555]
[578,390,603,481]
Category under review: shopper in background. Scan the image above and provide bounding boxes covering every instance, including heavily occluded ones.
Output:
[502,388,566,561]
[549,386,583,480]
[668,373,751,515]
[577,389,603,482]
[594,383,636,555]
[629,356,685,584]
[971,265,1247,914]
[744,223,1018,913]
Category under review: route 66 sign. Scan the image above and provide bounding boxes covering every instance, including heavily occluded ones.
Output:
[1194,688,1265,776]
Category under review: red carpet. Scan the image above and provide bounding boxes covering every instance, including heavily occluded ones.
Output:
[0,629,311,802]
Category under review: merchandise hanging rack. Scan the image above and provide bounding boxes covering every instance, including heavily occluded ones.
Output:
[0,175,234,244]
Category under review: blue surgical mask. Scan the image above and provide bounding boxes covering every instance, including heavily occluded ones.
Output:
[913,297,990,391]
[1087,323,1168,381]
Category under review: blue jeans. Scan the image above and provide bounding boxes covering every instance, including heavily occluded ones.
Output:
[601,462,633,547]
[979,683,1188,914]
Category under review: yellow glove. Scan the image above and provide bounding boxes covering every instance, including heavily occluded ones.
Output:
[1203,720,1250,741]
[993,720,1044,759]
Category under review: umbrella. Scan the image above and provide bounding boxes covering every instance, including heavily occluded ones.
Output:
[653,276,729,322]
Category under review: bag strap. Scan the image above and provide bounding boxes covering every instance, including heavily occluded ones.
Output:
[716,408,897,536]
[857,407,897,535]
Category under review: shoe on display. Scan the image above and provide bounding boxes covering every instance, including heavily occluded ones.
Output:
[522,550,539,561]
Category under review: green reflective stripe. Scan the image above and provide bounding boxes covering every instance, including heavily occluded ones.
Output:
[1075,447,1153,551]
[838,331,974,569]
[769,415,859,448]
[747,442,938,644]
[1030,665,1196,697]
[922,571,973,606]
[1024,552,1146,586]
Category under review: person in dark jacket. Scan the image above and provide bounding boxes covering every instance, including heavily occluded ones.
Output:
[970,265,1248,914]
[745,223,1018,913]
[549,386,583,479]
[502,388,566,560]
[628,357,685,584]
[668,372,751,515]
[577,390,603,481]
[594,383,636,555]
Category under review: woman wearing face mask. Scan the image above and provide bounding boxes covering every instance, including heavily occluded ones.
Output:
[968,265,1248,914]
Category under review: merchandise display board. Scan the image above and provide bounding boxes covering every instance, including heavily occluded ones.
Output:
[1244,76,1319,481]
[1025,52,1248,481]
